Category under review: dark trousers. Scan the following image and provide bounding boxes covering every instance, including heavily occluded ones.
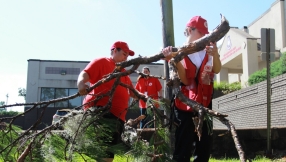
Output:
[102,113,124,158]
[172,107,212,162]
[140,108,147,128]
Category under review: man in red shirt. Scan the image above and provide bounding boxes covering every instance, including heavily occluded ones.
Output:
[77,41,140,162]
[135,66,162,128]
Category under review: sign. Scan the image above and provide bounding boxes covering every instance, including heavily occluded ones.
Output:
[260,53,275,62]
[221,46,241,62]
[261,28,275,53]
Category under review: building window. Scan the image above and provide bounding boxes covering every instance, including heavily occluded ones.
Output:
[55,89,68,107]
[69,89,82,107]
[40,88,83,108]
[41,88,55,107]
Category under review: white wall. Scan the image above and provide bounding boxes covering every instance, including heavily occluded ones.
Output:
[248,1,285,50]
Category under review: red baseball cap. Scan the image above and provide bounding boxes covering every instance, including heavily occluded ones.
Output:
[110,41,135,56]
[186,16,209,35]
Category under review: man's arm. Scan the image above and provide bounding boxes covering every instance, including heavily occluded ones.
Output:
[212,53,221,74]
[158,89,163,98]
[77,71,90,95]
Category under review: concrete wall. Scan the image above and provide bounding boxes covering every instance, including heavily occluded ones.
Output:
[213,73,286,130]
[212,72,286,157]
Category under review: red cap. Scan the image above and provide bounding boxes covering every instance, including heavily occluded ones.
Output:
[110,41,135,56]
[186,16,209,35]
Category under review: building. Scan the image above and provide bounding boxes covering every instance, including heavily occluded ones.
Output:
[216,0,286,86]
[25,59,164,129]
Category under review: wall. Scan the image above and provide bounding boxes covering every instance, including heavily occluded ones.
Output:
[213,73,286,130]
[212,73,286,157]
[248,0,285,50]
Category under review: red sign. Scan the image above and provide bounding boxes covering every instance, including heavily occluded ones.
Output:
[221,46,241,62]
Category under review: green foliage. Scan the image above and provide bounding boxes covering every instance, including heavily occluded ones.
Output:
[248,52,286,85]
[125,126,172,162]
[0,124,22,162]
[0,99,173,162]
[40,113,130,162]
[0,102,5,112]
[205,114,213,135]
[123,99,173,162]
[36,133,97,162]
[77,117,127,161]
[0,101,4,106]
[18,88,26,100]
[213,81,241,94]
[208,156,272,162]
[0,111,19,116]
[41,134,67,161]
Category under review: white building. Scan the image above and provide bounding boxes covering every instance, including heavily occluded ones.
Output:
[216,0,286,86]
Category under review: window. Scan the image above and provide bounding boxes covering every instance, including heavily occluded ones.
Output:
[41,88,55,107]
[55,89,68,107]
[40,88,83,108]
[69,89,82,107]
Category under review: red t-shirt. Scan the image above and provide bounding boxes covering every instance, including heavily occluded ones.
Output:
[135,77,162,108]
[83,57,133,122]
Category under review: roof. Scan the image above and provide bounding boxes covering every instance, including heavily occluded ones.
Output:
[230,28,256,39]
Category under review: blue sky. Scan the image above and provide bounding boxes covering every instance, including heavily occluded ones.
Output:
[0,0,275,111]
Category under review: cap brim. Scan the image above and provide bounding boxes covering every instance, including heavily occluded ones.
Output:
[129,50,135,56]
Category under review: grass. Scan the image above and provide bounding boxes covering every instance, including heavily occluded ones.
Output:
[0,154,280,162]
[111,155,276,162]
[208,157,270,162]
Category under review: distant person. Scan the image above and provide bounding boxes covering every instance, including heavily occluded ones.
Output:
[135,66,162,129]
[162,16,221,162]
[77,41,143,162]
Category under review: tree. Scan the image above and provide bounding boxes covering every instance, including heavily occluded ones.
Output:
[18,88,26,100]
[0,101,5,111]
[0,101,4,106]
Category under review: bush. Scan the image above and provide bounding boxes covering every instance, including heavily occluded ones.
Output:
[248,52,286,85]
[0,111,19,116]
[214,81,241,94]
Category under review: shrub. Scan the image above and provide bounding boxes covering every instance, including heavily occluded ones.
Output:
[248,52,286,85]
[214,81,241,94]
[0,111,19,116]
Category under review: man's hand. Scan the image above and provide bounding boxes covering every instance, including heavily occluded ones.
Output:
[205,42,219,57]
[162,46,178,60]
[77,71,90,95]
[78,82,89,95]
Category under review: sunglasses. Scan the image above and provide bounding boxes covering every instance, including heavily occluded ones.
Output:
[184,27,196,36]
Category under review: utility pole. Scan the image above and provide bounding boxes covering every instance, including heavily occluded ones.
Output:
[160,0,175,155]
[160,0,175,100]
